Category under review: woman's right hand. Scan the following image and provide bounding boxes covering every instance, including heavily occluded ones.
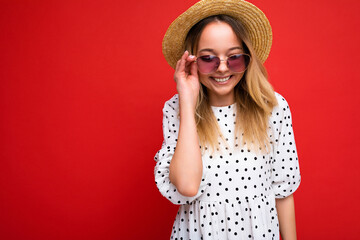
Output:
[174,51,200,110]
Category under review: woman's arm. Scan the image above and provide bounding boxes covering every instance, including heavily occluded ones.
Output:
[169,100,202,197]
[275,194,297,240]
[169,51,202,197]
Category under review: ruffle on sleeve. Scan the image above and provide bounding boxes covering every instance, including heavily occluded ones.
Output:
[154,95,208,205]
[270,93,301,199]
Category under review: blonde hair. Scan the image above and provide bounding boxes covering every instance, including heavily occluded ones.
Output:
[184,15,278,153]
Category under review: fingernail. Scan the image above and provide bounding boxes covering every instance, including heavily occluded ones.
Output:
[189,55,195,59]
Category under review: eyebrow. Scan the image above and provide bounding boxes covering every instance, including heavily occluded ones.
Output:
[198,46,244,54]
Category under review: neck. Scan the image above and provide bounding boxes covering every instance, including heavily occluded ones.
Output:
[209,91,235,107]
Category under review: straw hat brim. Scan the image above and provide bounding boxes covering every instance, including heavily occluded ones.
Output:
[162,0,272,69]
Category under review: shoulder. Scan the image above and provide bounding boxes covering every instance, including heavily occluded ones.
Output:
[272,91,292,115]
[161,94,180,137]
[269,92,294,127]
[162,94,180,114]
[274,92,290,109]
[162,94,180,126]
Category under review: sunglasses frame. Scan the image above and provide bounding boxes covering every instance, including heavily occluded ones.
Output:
[194,53,252,74]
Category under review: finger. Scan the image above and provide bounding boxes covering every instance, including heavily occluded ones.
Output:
[175,59,181,74]
[174,51,189,81]
[174,60,180,82]
[184,54,196,73]
[177,51,189,73]
[189,59,198,78]
[186,54,196,63]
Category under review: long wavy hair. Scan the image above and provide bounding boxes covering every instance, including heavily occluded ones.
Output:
[184,15,278,153]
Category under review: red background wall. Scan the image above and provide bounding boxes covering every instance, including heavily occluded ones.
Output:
[1,0,359,239]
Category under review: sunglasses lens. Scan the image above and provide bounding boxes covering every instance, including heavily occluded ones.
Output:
[227,54,250,73]
[197,55,219,74]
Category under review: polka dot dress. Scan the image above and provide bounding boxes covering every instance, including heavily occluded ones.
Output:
[154,92,301,240]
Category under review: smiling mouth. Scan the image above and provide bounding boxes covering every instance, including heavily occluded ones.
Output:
[212,76,231,82]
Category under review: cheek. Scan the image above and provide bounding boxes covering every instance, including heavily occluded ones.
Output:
[198,73,209,86]
[234,72,245,82]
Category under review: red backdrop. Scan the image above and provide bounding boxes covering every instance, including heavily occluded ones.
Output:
[1,0,359,239]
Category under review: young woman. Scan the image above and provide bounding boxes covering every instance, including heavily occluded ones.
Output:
[154,0,301,239]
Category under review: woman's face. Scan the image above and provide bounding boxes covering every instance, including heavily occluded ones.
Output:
[196,21,245,106]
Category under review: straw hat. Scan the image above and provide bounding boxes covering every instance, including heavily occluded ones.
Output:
[162,0,272,69]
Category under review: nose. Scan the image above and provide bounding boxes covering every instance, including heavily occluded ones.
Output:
[216,59,229,73]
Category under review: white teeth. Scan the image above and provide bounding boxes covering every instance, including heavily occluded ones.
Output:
[213,76,231,82]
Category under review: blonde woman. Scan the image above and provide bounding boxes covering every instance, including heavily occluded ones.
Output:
[154,0,301,239]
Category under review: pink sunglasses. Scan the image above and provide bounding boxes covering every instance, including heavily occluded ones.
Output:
[195,54,251,74]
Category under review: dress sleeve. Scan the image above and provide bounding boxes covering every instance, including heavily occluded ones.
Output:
[270,93,301,199]
[154,95,208,205]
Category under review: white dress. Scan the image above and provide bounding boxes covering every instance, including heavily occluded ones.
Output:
[154,92,301,240]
